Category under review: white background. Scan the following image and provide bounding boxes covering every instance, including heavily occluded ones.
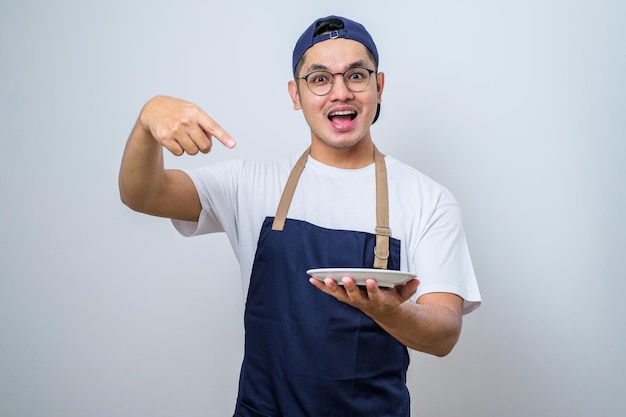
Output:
[1,0,625,416]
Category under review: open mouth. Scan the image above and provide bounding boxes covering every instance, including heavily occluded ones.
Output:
[328,110,357,122]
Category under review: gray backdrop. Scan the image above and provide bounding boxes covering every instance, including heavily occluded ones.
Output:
[1,0,625,416]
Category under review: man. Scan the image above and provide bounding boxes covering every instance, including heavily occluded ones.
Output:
[119,15,481,417]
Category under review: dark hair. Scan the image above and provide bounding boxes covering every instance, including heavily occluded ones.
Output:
[314,18,345,36]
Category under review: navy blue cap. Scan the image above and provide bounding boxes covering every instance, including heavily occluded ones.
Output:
[292,16,379,74]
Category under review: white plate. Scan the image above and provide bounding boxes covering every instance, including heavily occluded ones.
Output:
[307,268,416,288]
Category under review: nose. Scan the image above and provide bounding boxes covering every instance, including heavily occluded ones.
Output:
[328,74,354,100]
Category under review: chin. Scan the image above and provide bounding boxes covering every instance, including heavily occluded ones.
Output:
[316,129,370,149]
[320,136,364,149]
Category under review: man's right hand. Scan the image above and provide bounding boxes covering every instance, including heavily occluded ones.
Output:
[139,95,236,155]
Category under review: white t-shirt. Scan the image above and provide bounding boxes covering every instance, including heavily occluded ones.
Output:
[173,152,481,314]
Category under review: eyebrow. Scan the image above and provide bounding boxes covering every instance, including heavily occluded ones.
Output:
[306,60,369,73]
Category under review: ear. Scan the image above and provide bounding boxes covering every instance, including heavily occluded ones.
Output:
[376,72,385,104]
[288,80,302,110]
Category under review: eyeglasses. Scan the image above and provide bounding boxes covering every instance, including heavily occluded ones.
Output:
[299,67,376,96]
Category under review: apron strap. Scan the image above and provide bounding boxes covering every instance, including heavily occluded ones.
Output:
[272,147,311,231]
[271,146,390,270]
[373,147,390,269]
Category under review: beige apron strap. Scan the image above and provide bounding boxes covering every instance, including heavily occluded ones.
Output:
[271,145,391,270]
[373,146,390,270]
[272,147,311,231]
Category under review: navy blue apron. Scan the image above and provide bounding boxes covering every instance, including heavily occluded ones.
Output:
[234,147,410,417]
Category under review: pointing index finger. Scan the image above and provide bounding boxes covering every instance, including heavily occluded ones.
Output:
[200,114,236,149]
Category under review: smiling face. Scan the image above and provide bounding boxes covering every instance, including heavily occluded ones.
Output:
[288,38,384,167]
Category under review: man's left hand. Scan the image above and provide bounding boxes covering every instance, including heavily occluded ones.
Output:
[309,276,420,319]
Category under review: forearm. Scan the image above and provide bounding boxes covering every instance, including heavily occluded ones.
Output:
[119,96,233,221]
[118,118,166,213]
[309,278,464,356]
[369,298,462,356]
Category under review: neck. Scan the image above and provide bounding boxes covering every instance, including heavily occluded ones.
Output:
[309,138,375,169]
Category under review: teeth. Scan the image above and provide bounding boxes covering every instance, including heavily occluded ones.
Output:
[329,110,356,117]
